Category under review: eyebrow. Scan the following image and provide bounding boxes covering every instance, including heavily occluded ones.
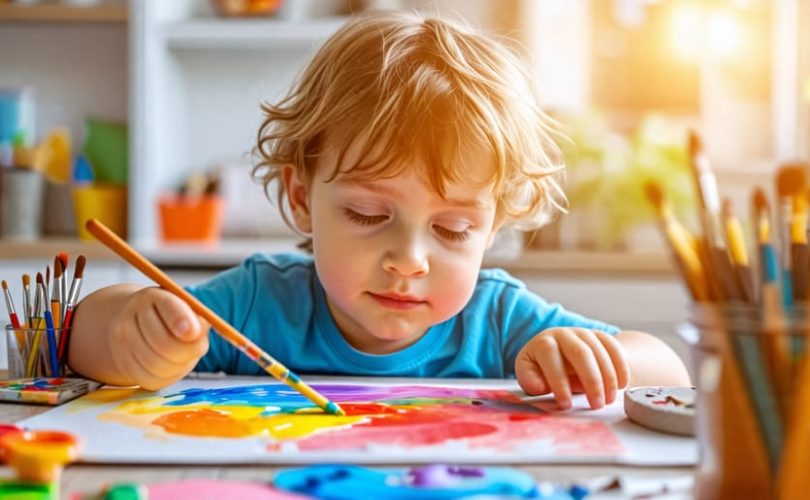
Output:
[338,180,491,209]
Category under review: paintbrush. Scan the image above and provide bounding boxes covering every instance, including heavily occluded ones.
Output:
[1,280,21,329]
[85,218,346,416]
[688,130,742,301]
[56,255,86,364]
[57,252,68,325]
[44,265,50,302]
[721,197,784,468]
[2,279,25,355]
[645,181,709,301]
[775,165,807,307]
[43,262,60,376]
[753,188,791,420]
[26,273,46,378]
[722,198,756,303]
[21,274,31,328]
[51,257,62,329]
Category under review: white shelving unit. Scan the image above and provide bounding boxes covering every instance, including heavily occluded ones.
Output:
[129,0,348,246]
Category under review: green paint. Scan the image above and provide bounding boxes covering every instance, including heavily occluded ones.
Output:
[103,483,147,500]
[0,480,57,500]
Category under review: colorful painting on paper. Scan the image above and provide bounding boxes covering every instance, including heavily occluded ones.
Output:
[18,377,696,465]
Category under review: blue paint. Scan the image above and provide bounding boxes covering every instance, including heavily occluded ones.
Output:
[274,464,578,499]
[324,401,341,415]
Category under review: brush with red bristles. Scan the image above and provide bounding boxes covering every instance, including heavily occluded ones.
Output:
[57,252,68,324]
[1,279,21,329]
[57,255,86,363]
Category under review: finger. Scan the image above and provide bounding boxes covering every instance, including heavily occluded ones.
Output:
[575,329,619,405]
[557,329,604,409]
[153,293,201,342]
[516,351,550,396]
[596,331,631,389]
[135,305,199,365]
[531,335,572,409]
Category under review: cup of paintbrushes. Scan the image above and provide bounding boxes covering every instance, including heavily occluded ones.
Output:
[4,324,70,379]
[682,303,810,500]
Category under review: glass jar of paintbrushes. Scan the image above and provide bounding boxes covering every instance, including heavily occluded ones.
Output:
[2,254,86,380]
[682,303,810,500]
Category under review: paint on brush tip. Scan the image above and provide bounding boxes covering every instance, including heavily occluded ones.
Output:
[325,401,345,416]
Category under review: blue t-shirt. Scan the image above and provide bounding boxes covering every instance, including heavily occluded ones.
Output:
[188,253,619,378]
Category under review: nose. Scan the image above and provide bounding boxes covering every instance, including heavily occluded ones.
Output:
[382,232,430,277]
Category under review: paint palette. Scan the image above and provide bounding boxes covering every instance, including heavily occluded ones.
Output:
[624,386,696,436]
[0,377,102,405]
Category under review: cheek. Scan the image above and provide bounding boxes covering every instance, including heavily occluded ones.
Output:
[430,257,480,316]
[313,240,370,302]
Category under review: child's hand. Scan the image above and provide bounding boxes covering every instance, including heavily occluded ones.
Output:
[108,287,210,390]
[515,328,630,410]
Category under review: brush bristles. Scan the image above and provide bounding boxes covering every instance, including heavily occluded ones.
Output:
[58,252,68,269]
[776,165,808,198]
[53,257,63,279]
[22,274,30,287]
[752,187,771,243]
[644,181,665,213]
[753,187,769,216]
[688,130,702,157]
[1,280,7,290]
[36,272,43,285]
[74,255,86,279]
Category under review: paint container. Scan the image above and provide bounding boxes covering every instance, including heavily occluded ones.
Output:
[0,87,35,145]
[4,325,69,379]
[158,194,224,243]
[0,168,44,240]
[681,304,805,499]
[0,429,80,483]
[72,184,127,240]
[42,180,76,236]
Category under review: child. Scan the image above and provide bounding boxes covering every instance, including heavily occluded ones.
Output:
[69,11,689,410]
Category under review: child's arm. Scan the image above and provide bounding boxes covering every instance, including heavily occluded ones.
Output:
[67,284,210,389]
[515,328,689,410]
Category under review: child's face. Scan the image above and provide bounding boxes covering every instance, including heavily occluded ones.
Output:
[285,152,500,354]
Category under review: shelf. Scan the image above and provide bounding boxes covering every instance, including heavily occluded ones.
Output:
[0,238,676,276]
[162,16,349,50]
[0,3,127,23]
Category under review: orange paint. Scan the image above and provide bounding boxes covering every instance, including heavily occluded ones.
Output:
[153,409,253,438]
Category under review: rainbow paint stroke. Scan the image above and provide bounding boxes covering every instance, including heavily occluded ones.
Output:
[98,384,624,456]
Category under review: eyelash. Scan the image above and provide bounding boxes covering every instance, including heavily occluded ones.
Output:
[433,226,471,242]
[343,209,471,242]
[344,209,388,226]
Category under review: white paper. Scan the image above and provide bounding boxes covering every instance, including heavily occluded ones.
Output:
[19,376,696,466]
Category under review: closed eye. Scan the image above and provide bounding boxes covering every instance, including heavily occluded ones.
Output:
[433,225,470,242]
[344,208,388,226]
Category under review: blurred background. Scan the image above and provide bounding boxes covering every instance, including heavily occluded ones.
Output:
[0,0,808,366]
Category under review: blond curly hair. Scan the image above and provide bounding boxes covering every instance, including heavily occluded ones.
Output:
[254,10,566,242]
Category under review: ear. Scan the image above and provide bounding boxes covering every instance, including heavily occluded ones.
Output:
[282,165,312,233]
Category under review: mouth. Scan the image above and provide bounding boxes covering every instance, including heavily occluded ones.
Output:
[368,292,428,310]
